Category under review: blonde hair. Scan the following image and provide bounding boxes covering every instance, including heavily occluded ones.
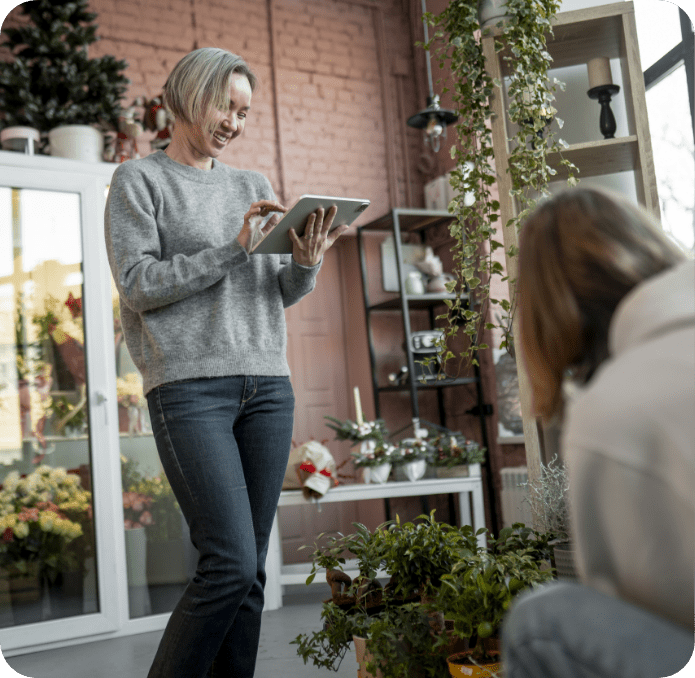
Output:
[163,48,257,135]
[517,187,687,424]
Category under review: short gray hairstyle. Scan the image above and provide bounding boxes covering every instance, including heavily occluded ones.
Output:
[163,47,257,134]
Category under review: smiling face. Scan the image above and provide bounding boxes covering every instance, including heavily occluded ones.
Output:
[168,72,252,169]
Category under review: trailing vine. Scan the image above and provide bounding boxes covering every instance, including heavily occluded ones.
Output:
[424,0,577,370]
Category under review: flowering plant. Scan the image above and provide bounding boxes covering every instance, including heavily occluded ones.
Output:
[0,466,92,581]
[427,431,486,468]
[116,372,147,408]
[324,416,388,445]
[128,476,180,540]
[351,441,398,468]
[390,438,431,466]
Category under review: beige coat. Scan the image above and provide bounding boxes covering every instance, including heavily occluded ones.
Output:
[562,258,695,630]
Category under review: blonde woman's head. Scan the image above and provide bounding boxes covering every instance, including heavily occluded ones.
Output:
[517,187,687,424]
[163,47,257,135]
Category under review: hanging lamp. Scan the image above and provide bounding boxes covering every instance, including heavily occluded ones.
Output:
[407,0,459,152]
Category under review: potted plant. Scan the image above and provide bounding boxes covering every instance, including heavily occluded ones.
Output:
[418,0,577,373]
[431,541,553,676]
[520,454,575,579]
[391,437,430,482]
[428,430,486,478]
[0,0,129,161]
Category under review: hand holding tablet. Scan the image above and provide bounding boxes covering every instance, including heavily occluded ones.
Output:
[250,195,370,255]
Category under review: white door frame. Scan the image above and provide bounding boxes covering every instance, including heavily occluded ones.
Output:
[0,152,173,655]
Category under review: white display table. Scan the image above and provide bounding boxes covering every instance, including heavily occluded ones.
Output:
[264,468,486,610]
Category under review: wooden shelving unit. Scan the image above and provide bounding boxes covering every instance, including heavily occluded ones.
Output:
[482,1,659,486]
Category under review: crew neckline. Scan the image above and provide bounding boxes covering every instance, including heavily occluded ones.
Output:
[153,149,226,183]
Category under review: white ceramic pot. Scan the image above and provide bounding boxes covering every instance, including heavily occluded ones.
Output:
[0,126,40,154]
[478,0,509,28]
[363,462,391,484]
[47,124,104,162]
[403,459,427,482]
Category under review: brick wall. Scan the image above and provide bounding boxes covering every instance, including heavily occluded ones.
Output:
[1,0,428,213]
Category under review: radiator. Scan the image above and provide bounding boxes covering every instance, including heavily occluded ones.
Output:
[500,466,534,528]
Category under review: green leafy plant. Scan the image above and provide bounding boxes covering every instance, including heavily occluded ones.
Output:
[0,0,129,139]
[381,512,480,601]
[422,0,577,372]
[430,544,553,663]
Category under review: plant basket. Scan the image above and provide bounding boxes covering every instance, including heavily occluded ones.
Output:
[447,650,501,677]
[436,463,481,478]
[553,542,579,581]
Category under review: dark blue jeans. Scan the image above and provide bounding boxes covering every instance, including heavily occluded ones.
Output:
[145,376,295,678]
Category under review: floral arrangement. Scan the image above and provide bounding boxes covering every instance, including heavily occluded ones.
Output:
[391,438,431,465]
[351,441,398,468]
[0,466,92,581]
[116,372,147,409]
[120,456,181,538]
[324,416,388,445]
[428,431,486,468]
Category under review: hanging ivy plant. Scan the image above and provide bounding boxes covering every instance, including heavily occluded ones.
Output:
[423,0,578,369]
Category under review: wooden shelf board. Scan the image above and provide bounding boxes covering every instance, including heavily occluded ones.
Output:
[487,2,632,76]
[378,376,478,392]
[361,209,455,233]
[547,136,639,180]
[369,293,467,311]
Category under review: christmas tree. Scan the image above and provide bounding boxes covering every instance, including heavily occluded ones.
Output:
[0,0,130,137]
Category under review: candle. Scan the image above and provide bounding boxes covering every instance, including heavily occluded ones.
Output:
[354,387,363,426]
[587,57,613,89]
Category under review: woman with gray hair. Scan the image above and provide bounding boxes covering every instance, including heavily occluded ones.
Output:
[105,47,348,677]
[502,188,694,677]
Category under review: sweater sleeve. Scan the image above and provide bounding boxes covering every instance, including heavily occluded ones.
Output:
[255,174,322,308]
[279,255,321,308]
[104,163,249,313]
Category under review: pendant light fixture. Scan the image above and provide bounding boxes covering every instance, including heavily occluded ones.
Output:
[407,0,459,153]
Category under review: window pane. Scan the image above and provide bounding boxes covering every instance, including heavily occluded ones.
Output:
[0,187,99,628]
[646,65,695,253]
[107,212,192,618]
[634,0,684,69]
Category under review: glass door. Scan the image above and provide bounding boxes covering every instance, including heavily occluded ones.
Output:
[0,163,122,652]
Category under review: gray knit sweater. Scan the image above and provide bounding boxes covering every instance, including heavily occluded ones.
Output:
[104,150,320,396]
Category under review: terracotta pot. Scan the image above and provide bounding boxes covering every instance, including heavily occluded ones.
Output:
[447,650,502,677]
[353,635,384,678]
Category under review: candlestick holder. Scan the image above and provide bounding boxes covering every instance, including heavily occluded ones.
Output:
[587,84,620,139]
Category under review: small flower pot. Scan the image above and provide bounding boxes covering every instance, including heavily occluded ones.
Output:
[47,125,104,162]
[402,459,427,481]
[553,542,579,581]
[447,650,501,677]
[0,126,40,154]
[362,463,391,484]
[477,0,510,28]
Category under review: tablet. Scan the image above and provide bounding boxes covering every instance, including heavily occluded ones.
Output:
[250,194,370,255]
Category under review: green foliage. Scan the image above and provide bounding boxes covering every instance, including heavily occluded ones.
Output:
[426,429,486,468]
[421,0,578,371]
[380,512,481,600]
[430,544,553,661]
[0,0,129,134]
[291,603,372,672]
[292,515,555,672]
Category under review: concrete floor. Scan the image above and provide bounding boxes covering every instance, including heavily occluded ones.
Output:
[4,586,358,678]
